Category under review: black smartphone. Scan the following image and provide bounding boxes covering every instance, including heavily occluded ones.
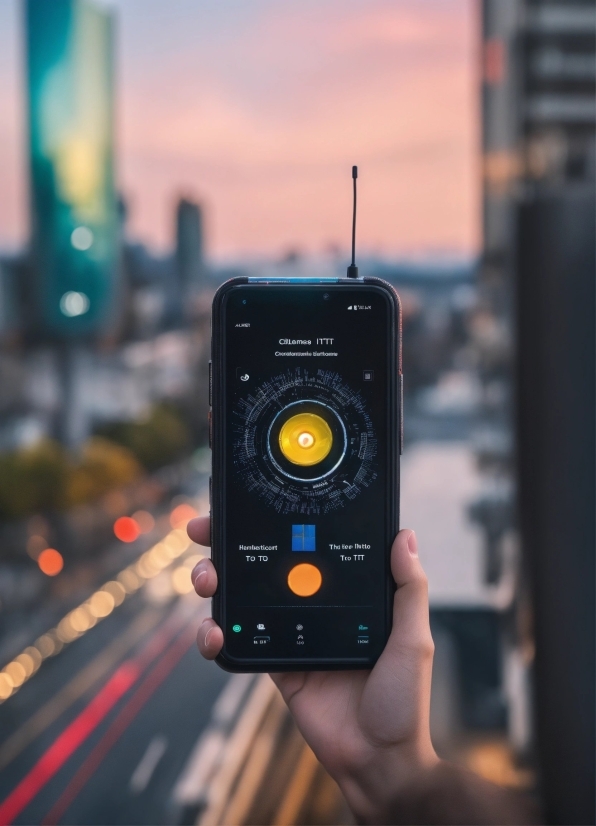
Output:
[210,276,402,671]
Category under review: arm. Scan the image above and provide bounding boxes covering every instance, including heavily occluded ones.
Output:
[189,518,539,825]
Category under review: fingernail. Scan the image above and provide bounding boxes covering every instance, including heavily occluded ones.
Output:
[204,625,214,647]
[407,531,418,557]
[191,563,207,585]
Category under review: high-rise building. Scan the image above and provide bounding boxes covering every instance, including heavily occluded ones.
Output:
[175,198,206,294]
[480,2,595,821]
[25,0,119,339]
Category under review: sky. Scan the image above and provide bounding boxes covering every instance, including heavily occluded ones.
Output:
[0,0,480,261]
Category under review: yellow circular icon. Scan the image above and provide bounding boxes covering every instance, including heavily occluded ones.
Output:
[287,563,322,597]
[278,413,332,466]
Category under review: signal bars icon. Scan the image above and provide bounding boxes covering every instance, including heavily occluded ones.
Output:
[347,305,357,310]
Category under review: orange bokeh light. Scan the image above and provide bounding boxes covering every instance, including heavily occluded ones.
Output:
[38,548,64,577]
[169,503,198,529]
[113,516,141,543]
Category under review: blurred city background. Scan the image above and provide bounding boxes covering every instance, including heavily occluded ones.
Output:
[0,0,593,824]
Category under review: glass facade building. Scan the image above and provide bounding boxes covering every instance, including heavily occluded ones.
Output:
[26,0,118,338]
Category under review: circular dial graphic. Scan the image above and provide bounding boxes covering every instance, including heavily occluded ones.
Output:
[232,368,378,515]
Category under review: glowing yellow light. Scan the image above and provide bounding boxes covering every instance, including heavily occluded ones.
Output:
[117,569,141,593]
[171,566,194,595]
[88,590,115,619]
[56,616,80,643]
[164,530,190,557]
[279,413,332,466]
[35,634,56,658]
[136,551,160,579]
[4,661,26,688]
[0,673,13,700]
[68,606,95,634]
[15,653,35,679]
[23,646,42,672]
[101,580,126,606]
[152,544,171,567]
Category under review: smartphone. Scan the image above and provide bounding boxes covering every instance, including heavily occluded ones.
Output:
[210,276,402,671]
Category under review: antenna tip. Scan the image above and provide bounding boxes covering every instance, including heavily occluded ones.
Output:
[352,165,358,179]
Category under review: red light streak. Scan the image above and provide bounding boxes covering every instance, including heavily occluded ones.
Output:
[0,611,192,825]
[43,624,196,825]
[0,663,139,826]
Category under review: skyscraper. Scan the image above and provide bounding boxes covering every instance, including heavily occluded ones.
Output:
[480,2,595,822]
[176,197,206,295]
[26,0,118,339]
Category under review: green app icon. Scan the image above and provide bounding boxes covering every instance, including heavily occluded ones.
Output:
[232,624,242,633]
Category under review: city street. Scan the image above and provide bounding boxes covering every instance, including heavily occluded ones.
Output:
[0,527,229,825]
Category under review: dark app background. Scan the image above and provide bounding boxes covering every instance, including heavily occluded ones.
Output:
[221,285,392,663]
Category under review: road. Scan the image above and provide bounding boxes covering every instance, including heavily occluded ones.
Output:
[0,534,229,825]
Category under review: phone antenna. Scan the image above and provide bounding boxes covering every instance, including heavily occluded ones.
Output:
[347,165,359,278]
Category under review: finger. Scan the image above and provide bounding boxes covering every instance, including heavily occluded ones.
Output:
[385,529,434,658]
[187,516,211,546]
[191,558,218,597]
[197,618,224,660]
[269,671,307,704]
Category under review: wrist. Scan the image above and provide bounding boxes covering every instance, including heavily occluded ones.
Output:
[335,739,441,824]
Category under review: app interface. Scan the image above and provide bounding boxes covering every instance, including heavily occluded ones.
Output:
[222,285,392,662]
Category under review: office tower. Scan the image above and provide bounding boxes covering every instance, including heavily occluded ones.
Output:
[480,2,595,822]
[176,198,206,294]
[26,0,119,339]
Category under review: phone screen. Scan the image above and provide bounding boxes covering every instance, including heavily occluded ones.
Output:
[219,283,396,665]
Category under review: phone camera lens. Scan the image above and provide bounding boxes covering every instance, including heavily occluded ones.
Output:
[323,293,330,300]
[242,299,247,305]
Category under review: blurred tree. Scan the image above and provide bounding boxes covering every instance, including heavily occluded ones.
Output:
[0,440,70,518]
[65,437,141,506]
[97,403,191,471]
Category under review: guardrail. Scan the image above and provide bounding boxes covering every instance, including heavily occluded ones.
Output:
[171,674,351,826]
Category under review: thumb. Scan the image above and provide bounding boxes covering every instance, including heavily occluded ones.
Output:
[384,529,434,658]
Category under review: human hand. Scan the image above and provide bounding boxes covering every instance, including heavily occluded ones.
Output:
[188,518,439,823]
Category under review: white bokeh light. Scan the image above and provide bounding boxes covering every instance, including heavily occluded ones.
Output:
[60,291,90,317]
[70,226,94,251]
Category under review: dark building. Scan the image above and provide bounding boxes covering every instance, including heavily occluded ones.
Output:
[176,198,206,296]
[480,2,595,821]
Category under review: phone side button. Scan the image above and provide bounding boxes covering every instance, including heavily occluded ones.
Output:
[399,374,404,454]
[209,476,212,507]
[208,410,212,449]
[208,360,212,406]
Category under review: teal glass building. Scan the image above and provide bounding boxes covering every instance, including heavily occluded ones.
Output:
[26,0,118,338]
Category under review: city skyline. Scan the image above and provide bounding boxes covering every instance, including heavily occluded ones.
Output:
[0,0,480,260]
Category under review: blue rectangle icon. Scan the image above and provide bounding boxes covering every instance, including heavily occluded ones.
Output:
[292,524,316,551]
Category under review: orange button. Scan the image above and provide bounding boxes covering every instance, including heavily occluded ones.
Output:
[287,563,322,597]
